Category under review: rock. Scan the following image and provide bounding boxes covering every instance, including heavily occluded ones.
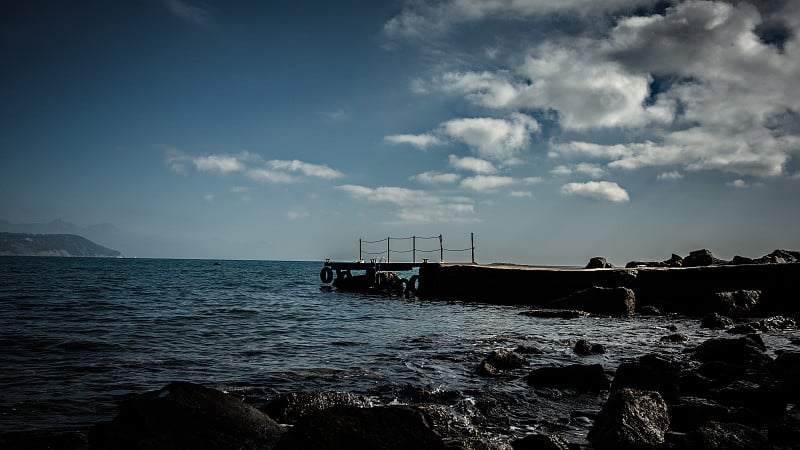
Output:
[611,354,681,401]
[701,312,734,329]
[693,334,772,366]
[727,315,796,334]
[668,396,732,432]
[476,349,527,376]
[262,391,372,424]
[731,255,757,265]
[774,351,800,400]
[511,433,569,450]
[585,257,613,269]
[514,344,544,355]
[0,430,88,450]
[683,249,721,267]
[625,254,683,268]
[659,333,689,343]
[574,339,605,356]
[275,405,448,450]
[525,364,610,391]
[638,305,662,315]
[547,286,635,316]
[519,309,589,319]
[587,388,670,449]
[756,249,800,264]
[714,289,762,316]
[89,381,284,450]
[687,421,770,449]
[397,385,461,404]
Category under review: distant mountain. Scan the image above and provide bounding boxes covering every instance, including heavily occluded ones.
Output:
[0,233,122,257]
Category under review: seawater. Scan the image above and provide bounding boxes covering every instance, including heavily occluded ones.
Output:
[1,257,797,440]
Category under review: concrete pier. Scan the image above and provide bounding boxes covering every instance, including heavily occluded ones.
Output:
[416,262,800,315]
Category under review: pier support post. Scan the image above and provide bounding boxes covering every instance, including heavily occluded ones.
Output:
[471,232,475,264]
[439,234,443,262]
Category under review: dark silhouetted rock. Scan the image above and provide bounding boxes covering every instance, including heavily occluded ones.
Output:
[774,351,800,401]
[668,396,732,432]
[548,286,635,316]
[587,388,669,449]
[731,255,757,265]
[660,333,689,343]
[625,253,683,268]
[476,348,528,376]
[89,381,283,450]
[611,354,681,401]
[262,392,372,424]
[511,433,569,450]
[756,249,800,264]
[574,339,605,356]
[687,421,770,449]
[693,334,772,366]
[0,430,88,450]
[514,344,544,355]
[727,315,796,334]
[683,249,721,267]
[586,257,613,269]
[525,364,609,391]
[638,305,662,315]
[397,385,461,404]
[276,405,448,450]
[701,312,734,329]
[714,289,762,316]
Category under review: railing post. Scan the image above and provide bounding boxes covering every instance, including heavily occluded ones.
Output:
[359,238,362,261]
[387,237,390,263]
[439,234,443,262]
[413,236,416,263]
[471,232,475,263]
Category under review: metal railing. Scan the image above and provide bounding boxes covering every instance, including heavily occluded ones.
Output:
[358,233,475,263]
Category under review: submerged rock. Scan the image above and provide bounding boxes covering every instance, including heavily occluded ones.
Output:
[727,315,796,334]
[476,349,528,376]
[701,312,734,329]
[519,309,589,319]
[262,391,372,424]
[573,339,605,356]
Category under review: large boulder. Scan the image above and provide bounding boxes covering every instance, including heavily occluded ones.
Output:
[701,312,734,329]
[683,249,724,267]
[585,257,613,269]
[275,404,448,450]
[727,316,796,334]
[611,354,682,401]
[687,421,770,449]
[525,364,610,391]
[89,381,284,450]
[547,286,635,316]
[714,289,762,317]
[756,249,800,264]
[262,392,372,424]
[693,334,772,367]
[587,388,670,449]
[574,339,605,356]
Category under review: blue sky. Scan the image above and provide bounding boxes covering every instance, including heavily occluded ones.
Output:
[2,0,799,265]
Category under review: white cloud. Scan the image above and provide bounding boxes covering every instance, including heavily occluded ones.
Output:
[440,113,539,162]
[523,176,542,184]
[336,184,475,224]
[510,191,533,198]
[323,108,347,121]
[194,155,245,174]
[448,154,497,174]
[560,181,630,202]
[460,175,514,192]
[203,194,214,203]
[384,133,442,149]
[246,168,296,184]
[657,171,683,181]
[164,146,190,174]
[726,179,748,188]
[410,171,460,184]
[268,160,344,179]
[164,0,211,25]
[550,163,604,178]
[287,209,310,220]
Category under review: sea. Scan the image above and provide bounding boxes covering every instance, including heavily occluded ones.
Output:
[1,257,797,442]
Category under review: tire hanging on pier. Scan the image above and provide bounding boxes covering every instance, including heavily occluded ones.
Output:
[320,267,333,283]
[407,275,419,293]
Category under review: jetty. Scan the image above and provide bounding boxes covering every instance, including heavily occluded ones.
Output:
[321,236,800,316]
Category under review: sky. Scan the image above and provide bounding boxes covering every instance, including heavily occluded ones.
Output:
[1,0,799,266]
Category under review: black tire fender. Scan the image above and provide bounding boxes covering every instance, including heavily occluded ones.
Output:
[407,275,419,293]
[320,267,333,283]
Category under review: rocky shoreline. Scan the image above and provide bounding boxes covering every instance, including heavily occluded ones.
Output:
[3,250,799,449]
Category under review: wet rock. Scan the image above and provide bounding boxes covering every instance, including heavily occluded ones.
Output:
[687,420,770,449]
[611,354,681,401]
[510,433,569,450]
[574,339,605,356]
[693,334,772,366]
[89,381,283,450]
[514,344,544,355]
[668,396,732,432]
[774,351,800,400]
[731,255,757,265]
[585,257,613,269]
[519,309,589,319]
[476,349,527,376]
[756,249,800,264]
[727,315,796,334]
[712,379,786,419]
[547,286,635,316]
[0,430,88,450]
[397,385,461,404]
[701,312,734,329]
[525,363,610,391]
[638,305,662,315]
[275,404,448,450]
[660,333,689,343]
[714,289,762,317]
[587,388,669,449]
[262,391,372,424]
